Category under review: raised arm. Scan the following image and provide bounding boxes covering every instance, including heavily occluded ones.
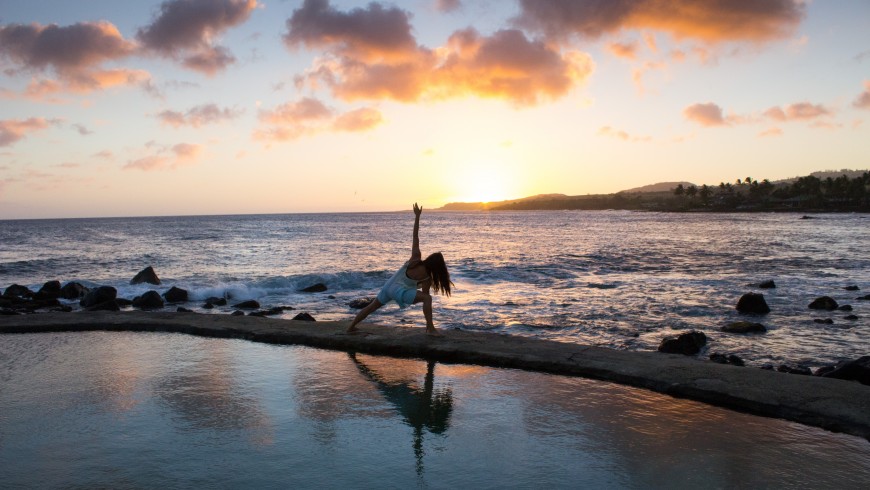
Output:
[411,202,422,261]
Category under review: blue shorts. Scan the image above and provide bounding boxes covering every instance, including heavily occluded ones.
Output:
[377,283,418,308]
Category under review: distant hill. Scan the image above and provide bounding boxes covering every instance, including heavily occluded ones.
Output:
[439,193,568,211]
[774,169,869,184]
[619,182,695,193]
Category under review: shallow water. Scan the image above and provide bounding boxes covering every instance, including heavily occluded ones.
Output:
[1,211,868,368]
[1,332,868,488]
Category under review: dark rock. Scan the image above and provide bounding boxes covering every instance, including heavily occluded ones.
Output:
[736,293,770,314]
[800,215,815,219]
[808,296,838,310]
[3,284,33,298]
[710,353,728,364]
[248,311,268,317]
[208,297,228,306]
[36,280,62,299]
[52,305,73,313]
[163,286,188,303]
[203,302,215,309]
[259,306,294,315]
[231,310,245,316]
[60,282,89,299]
[777,365,812,376]
[80,286,117,308]
[813,318,834,325]
[86,300,120,312]
[130,266,161,285]
[820,356,870,386]
[116,298,133,307]
[292,312,316,322]
[760,363,774,370]
[757,280,776,289]
[727,354,745,366]
[658,330,707,355]
[232,300,260,309]
[132,291,164,309]
[815,365,837,377]
[844,285,860,291]
[1,308,21,315]
[844,314,859,320]
[348,297,375,309]
[838,304,853,311]
[176,307,194,313]
[722,321,766,334]
[328,295,336,299]
[858,295,870,300]
[300,283,327,293]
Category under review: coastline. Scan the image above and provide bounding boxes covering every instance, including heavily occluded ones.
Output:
[3,311,869,442]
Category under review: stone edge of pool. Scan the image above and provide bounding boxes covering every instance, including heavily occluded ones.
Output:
[2,311,869,442]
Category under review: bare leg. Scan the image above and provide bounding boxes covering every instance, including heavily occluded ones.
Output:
[348,298,383,333]
[413,291,442,336]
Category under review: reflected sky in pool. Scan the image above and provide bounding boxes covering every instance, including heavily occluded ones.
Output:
[1,331,868,488]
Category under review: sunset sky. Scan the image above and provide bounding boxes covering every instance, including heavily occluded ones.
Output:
[1,0,868,218]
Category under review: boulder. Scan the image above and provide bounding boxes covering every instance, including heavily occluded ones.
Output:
[231,310,245,316]
[721,321,766,334]
[844,314,859,320]
[203,303,215,309]
[711,353,746,366]
[163,286,188,303]
[658,330,707,355]
[130,266,161,285]
[844,285,860,291]
[777,364,812,376]
[757,280,776,289]
[809,296,838,310]
[35,280,61,299]
[116,298,133,307]
[3,284,33,298]
[232,300,260,309]
[859,295,870,300]
[838,304,853,311]
[813,318,834,325]
[205,297,227,306]
[60,282,89,299]
[292,312,316,322]
[736,293,770,314]
[300,283,327,293]
[177,307,194,313]
[80,286,117,308]
[348,297,375,309]
[820,356,870,386]
[86,300,120,312]
[132,291,164,309]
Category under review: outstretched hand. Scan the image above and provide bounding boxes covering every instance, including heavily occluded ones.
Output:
[413,202,422,217]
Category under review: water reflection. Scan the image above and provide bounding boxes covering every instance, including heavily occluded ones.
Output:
[348,353,453,475]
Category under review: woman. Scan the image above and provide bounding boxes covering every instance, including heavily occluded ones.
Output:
[347,203,453,336]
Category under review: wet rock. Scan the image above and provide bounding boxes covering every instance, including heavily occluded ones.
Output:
[757,280,776,289]
[86,300,120,312]
[722,321,766,334]
[80,286,117,308]
[328,295,336,299]
[820,356,870,386]
[116,298,133,307]
[348,297,375,309]
[52,305,73,313]
[838,304,853,311]
[176,307,194,313]
[231,310,245,316]
[292,312,316,322]
[300,283,328,293]
[132,291,164,310]
[3,284,33,298]
[658,330,707,355]
[800,215,815,219]
[844,314,859,320]
[777,364,812,376]
[248,311,268,317]
[205,297,227,306]
[163,286,188,303]
[813,318,834,325]
[736,293,770,314]
[844,285,860,291]
[808,296,838,310]
[760,363,775,370]
[131,266,161,285]
[712,353,746,366]
[35,280,61,299]
[232,300,260,309]
[815,365,837,377]
[858,295,870,300]
[60,282,89,299]
[203,302,215,309]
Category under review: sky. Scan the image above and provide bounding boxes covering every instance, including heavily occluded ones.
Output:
[0,0,868,218]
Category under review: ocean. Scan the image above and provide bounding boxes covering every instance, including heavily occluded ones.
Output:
[1,210,867,368]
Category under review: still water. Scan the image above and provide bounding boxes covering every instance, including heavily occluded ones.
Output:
[1,331,868,488]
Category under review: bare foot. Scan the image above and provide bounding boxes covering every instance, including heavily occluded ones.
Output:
[425,328,444,337]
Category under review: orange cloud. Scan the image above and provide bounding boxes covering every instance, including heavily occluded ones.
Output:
[854,81,870,110]
[0,117,54,146]
[607,41,638,59]
[254,97,382,142]
[332,107,383,132]
[157,104,243,128]
[136,0,257,75]
[123,142,203,171]
[597,125,650,142]
[758,127,783,137]
[287,1,592,106]
[764,102,831,121]
[683,102,727,126]
[514,0,805,43]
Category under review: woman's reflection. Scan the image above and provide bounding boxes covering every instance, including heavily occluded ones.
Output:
[348,353,453,475]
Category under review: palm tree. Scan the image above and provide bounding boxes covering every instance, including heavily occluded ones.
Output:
[673,184,685,197]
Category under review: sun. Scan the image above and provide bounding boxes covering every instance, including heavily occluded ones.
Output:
[455,161,516,203]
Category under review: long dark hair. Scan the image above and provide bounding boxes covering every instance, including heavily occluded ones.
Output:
[423,252,453,297]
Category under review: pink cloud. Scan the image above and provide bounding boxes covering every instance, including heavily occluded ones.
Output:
[607,41,638,59]
[853,81,870,110]
[435,0,462,13]
[0,117,53,146]
[597,125,650,142]
[514,0,805,43]
[136,0,257,75]
[254,97,382,142]
[332,107,383,132]
[758,127,783,137]
[123,142,203,171]
[764,102,831,121]
[683,103,727,126]
[157,103,243,127]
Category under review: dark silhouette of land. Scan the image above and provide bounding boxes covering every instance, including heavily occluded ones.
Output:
[440,170,870,213]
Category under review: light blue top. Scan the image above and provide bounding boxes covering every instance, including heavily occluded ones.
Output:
[377,261,420,308]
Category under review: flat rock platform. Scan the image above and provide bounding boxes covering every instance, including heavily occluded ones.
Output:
[2,311,869,441]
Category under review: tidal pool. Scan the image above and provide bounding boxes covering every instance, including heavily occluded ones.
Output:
[1,331,868,488]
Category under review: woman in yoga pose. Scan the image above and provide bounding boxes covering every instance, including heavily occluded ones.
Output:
[347,203,453,336]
